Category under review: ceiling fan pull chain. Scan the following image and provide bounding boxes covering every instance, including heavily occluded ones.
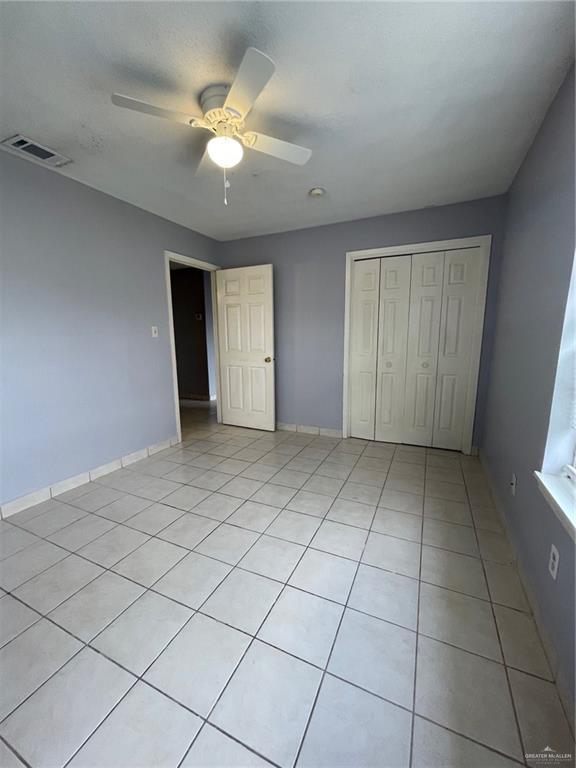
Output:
[223,168,231,206]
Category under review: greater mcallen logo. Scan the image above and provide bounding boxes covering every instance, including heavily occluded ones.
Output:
[525,745,573,764]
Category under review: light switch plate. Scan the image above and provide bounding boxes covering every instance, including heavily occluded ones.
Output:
[151,326,159,338]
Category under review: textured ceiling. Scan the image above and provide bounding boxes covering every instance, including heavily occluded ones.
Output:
[0,2,573,240]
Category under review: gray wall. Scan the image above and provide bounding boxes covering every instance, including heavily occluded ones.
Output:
[217,196,508,438]
[481,67,575,705]
[0,151,216,504]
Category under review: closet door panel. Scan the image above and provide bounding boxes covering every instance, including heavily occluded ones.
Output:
[403,251,444,446]
[349,259,381,439]
[433,248,480,449]
[375,256,411,443]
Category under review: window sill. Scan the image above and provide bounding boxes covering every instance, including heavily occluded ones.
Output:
[535,471,576,541]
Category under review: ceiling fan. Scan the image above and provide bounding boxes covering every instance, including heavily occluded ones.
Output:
[111,48,312,173]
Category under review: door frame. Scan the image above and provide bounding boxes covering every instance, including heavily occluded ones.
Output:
[342,235,492,452]
[164,250,221,443]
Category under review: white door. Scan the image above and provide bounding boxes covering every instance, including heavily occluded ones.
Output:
[349,258,380,439]
[403,251,444,446]
[433,248,481,449]
[375,256,411,442]
[216,265,275,430]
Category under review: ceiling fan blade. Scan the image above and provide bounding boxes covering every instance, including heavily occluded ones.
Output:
[180,133,210,176]
[223,48,276,120]
[244,132,312,166]
[111,94,198,126]
[194,147,214,177]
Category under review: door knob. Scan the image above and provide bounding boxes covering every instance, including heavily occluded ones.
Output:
[385,362,392,369]
[422,362,429,369]
[264,356,272,363]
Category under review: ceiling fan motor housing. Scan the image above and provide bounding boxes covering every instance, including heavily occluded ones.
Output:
[199,84,242,125]
[199,84,229,114]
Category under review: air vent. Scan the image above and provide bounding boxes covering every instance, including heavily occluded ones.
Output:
[1,134,71,167]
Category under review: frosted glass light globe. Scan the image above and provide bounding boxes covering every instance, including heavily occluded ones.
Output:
[207,136,244,169]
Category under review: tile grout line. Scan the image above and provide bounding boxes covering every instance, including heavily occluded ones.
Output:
[462,458,529,767]
[173,502,320,768]
[172,435,370,767]
[164,424,553,763]
[0,422,561,766]
[412,713,527,766]
[291,439,392,767]
[0,640,89,727]
[2,503,520,604]
[1,446,556,675]
[1,564,557,692]
[72,424,332,768]
[1,481,254,749]
[60,516,295,768]
[7,525,535,620]
[4,480,511,587]
[9,479,294,768]
[3,508,559,706]
[408,449,428,768]
[2,427,354,607]
[0,734,33,768]
[1,458,554,681]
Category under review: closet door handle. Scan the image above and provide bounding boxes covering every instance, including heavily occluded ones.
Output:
[422,362,430,369]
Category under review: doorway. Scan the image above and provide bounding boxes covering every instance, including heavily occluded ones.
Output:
[164,251,219,442]
[166,252,277,438]
[170,264,214,401]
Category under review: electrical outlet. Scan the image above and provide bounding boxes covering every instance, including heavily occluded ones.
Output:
[510,473,517,496]
[549,544,560,580]
[151,326,159,338]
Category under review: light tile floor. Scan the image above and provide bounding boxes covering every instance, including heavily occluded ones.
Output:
[0,406,574,767]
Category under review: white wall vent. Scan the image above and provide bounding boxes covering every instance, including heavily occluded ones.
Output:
[1,134,71,167]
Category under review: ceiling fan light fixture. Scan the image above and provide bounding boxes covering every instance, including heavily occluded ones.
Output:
[111,48,312,175]
[207,136,244,168]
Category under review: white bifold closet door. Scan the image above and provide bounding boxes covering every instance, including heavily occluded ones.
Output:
[349,247,484,451]
[374,256,410,443]
[402,251,444,446]
[433,248,482,450]
[348,258,381,439]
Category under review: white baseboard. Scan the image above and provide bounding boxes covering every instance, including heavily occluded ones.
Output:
[148,438,174,456]
[0,487,52,518]
[50,471,91,497]
[319,427,343,438]
[479,454,575,728]
[121,448,148,467]
[296,424,320,435]
[90,459,122,481]
[0,435,180,520]
[276,423,343,438]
